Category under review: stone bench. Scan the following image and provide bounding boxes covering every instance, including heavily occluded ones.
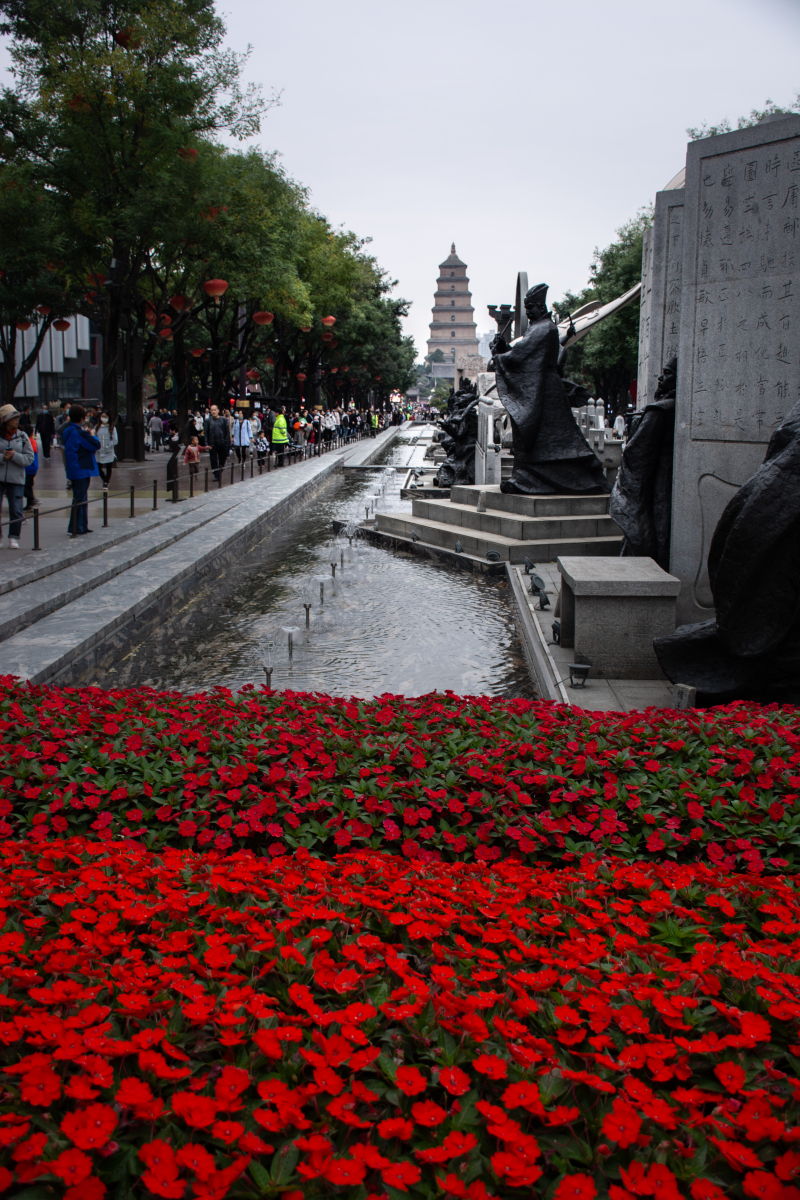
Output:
[557,556,680,679]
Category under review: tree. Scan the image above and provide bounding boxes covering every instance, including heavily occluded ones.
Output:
[552,208,652,411]
[687,92,799,140]
[0,161,80,403]
[0,0,272,452]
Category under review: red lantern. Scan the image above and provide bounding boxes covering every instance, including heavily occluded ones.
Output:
[296,372,307,382]
[87,272,106,288]
[159,314,172,325]
[53,319,70,332]
[15,320,31,331]
[246,368,261,380]
[252,311,274,325]
[190,348,204,357]
[330,367,338,374]
[36,305,51,315]
[159,329,173,340]
[203,279,228,301]
[322,332,333,342]
[266,356,275,366]
[300,325,311,333]
[169,295,188,311]
[321,315,336,327]
[178,147,198,161]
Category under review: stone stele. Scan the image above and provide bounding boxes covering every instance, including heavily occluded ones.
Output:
[670,113,800,624]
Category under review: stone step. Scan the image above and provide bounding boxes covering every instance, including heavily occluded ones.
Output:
[450,483,610,517]
[375,512,623,564]
[410,496,623,540]
[410,498,620,542]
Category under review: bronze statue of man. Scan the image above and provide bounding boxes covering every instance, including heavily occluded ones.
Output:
[490,283,609,495]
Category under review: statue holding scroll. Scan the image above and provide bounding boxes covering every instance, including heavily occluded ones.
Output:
[490,283,609,496]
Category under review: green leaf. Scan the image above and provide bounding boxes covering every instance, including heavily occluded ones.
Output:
[270,1140,299,1186]
[249,1161,272,1192]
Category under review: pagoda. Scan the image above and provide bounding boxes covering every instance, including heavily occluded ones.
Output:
[426,244,479,368]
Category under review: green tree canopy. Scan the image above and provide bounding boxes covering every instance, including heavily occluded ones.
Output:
[553,208,652,410]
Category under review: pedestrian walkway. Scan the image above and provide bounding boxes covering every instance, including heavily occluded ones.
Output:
[6,436,360,559]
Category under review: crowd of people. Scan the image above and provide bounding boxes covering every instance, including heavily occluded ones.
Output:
[0,398,407,546]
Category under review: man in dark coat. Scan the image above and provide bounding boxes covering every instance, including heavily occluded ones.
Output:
[35,406,55,459]
[490,283,609,496]
[204,404,230,483]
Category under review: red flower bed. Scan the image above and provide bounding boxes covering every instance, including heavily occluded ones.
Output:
[0,840,798,1198]
[2,682,800,871]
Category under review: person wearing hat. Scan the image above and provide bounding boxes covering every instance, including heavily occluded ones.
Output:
[61,404,100,536]
[0,405,34,549]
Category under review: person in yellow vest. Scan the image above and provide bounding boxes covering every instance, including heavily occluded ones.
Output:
[270,405,289,465]
[370,409,379,436]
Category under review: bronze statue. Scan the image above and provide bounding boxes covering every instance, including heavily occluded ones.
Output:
[609,357,676,570]
[435,379,479,487]
[490,284,609,495]
[655,399,800,703]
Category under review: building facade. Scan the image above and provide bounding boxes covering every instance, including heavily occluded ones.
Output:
[1,316,102,409]
[426,245,479,370]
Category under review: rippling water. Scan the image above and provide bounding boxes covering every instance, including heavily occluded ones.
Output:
[105,433,532,698]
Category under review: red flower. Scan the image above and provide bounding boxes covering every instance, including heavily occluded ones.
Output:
[61,1104,117,1150]
[377,1117,414,1140]
[411,1099,448,1127]
[742,1172,783,1200]
[554,1174,597,1200]
[473,1054,508,1080]
[442,1130,478,1157]
[211,1120,244,1144]
[65,1177,107,1200]
[395,1065,427,1095]
[601,1099,641,1149]
[51,1148,93,1186]
[690,1182,727,1200]
[776,1152,800,1182]
[382,1161,422,1192]
[323,1158,366,1186]
[19,1065,61,1106]
[491,1151,543,1187]
[439,1065,470,1095]
[713,1138,764,1172]
[214,1066,249,1110]
[171,1092,217,1128]
[714,1061,746,1093]
[139,1140,184,1198]
[175,1144,216,1181]
[116,1078,155,1109]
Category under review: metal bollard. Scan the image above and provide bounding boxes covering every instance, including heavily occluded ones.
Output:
[130,486,135,517]
[204,467,209,493]
[103,491,108,527]
[189,470,194,498]
[250,455,254,478]
[240,459,245,482]
[230,459,234,485]
[33,507,40,550]
[153,480,157,510]
[172,470,179,503]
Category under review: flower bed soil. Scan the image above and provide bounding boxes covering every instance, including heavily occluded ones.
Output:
[2,682,800,872]
[0,840,798,1200]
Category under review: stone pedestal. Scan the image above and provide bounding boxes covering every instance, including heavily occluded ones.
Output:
[557,556,680,678]
[670,114,800,624]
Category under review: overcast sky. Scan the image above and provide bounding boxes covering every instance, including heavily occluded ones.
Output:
[3,0,799,358]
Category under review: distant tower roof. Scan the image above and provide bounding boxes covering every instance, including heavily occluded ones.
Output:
[439,243,466,268]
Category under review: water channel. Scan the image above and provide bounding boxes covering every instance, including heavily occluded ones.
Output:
[104,430,531,698]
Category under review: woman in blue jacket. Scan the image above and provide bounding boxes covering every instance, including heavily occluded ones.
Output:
[61,405,100,536]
